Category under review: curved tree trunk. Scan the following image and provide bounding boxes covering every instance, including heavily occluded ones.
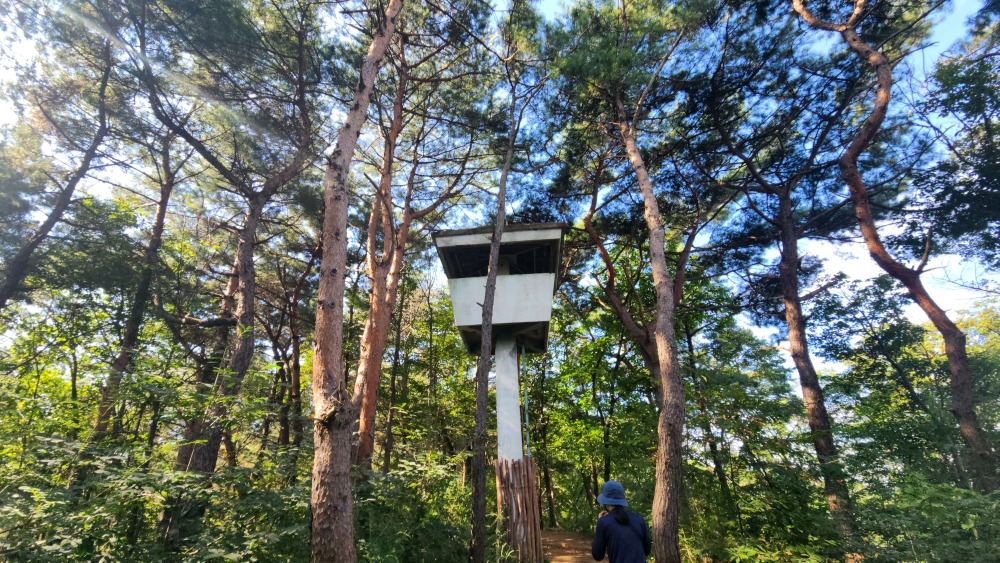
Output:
[838,27,999,495]
[469,102,517,563]
[792,0,999,493]
[352,233,408,467]
[351,41,468,468]
[352,55,408,467]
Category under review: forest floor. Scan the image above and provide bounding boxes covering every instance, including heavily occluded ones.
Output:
[541,529,593,562]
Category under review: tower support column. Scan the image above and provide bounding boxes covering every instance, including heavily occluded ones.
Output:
[494,334,543,562]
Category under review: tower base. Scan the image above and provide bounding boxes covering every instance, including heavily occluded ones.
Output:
[495,457,544,562]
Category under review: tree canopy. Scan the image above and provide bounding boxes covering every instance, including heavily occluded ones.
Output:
[1,0,998,561]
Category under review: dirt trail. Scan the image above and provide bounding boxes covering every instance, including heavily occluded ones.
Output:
[541,529,593,562]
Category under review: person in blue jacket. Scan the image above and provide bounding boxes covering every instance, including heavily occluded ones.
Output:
[591,480,651,562]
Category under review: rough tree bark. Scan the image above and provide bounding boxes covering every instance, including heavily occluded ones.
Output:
[792,0,999,493]
[310,1,403,561]
[351,36,474,468]
[469,131,512,563]
[183,198,265,474]
[170,266,238,472]
[615,95,685,563]
[580,128,712,560]
[776,195,855,538]
[381,290,407,473]
[707,36,859,537]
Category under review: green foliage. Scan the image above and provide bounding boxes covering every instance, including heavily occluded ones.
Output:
[856,477,1000,561]
[355,457,471,563]
[678,289,841,560]
[916,2,1000,267]
[1,1,999,562]
[0,124,50,258]
[0,453,312,561]
[35,197,144,294]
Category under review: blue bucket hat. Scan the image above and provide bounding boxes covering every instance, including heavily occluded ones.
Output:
[597,480,628,507]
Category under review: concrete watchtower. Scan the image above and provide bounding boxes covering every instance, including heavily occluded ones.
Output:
[433,223,565,562]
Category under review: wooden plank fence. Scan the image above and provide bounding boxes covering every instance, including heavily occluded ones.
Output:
[495,457,544,562]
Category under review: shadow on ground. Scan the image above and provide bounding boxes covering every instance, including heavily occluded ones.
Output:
[541,529,593,562]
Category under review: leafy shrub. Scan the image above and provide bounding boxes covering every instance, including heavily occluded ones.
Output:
[354,456,471,562]
[856,476,1000,562]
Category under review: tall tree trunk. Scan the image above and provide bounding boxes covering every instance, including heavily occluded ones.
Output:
[792,0,999,494]
[542,463,557,529]
[616,98,685,563]
[590,462,600,502]
[426,284,449,457]
[382,290,407,473]
[0,41,112,316]
[351,42,465,467]
[426,285,437,398]
[352,52,408,467]
[352,238,395,466]
[94,134,177,439]
[469,115,514,563]
[160,313,233,545]
[776,193,856,538]
[184,199,264,475]
[311,2,403,560]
